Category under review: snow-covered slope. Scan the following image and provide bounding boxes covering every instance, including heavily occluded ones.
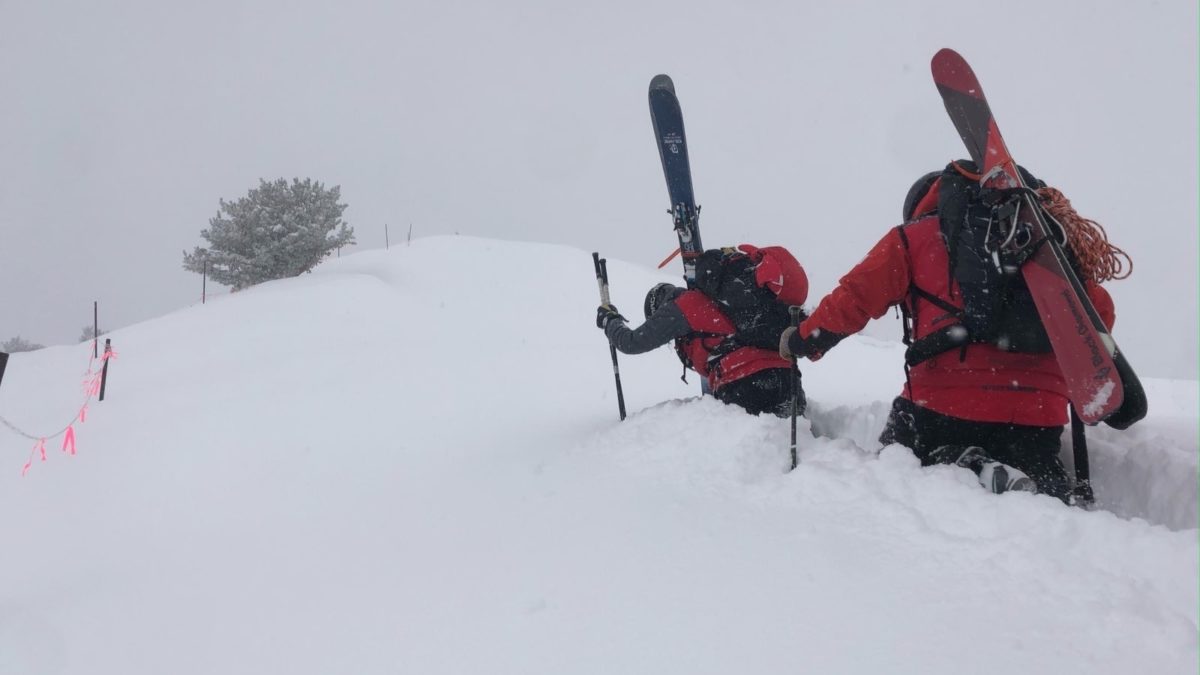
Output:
[1,237,1196,674]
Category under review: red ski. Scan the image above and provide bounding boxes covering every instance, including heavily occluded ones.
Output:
[931,48,1145,427]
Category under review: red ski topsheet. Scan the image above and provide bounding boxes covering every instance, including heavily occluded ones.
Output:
[931,48,1125,424]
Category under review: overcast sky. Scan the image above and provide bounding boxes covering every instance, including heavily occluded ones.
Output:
[1,0,1196,378]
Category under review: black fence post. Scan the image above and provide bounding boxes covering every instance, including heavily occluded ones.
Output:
[99,339,112,402]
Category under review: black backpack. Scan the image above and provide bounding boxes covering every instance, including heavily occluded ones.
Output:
[901,160,1074,365]
[692,246,806,353]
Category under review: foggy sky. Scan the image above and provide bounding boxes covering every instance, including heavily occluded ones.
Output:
[1,0,1196,378]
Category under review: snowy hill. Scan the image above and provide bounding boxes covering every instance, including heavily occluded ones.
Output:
[1,236,1196,674]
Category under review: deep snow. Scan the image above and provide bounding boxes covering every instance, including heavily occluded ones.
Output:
[1,236,1195,674]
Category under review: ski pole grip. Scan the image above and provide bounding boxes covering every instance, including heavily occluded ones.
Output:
[598,258,612,306]
[591,252,610,303]
[789,305,802,327]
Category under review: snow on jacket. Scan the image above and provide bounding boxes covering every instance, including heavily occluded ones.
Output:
[797,216,1115,427]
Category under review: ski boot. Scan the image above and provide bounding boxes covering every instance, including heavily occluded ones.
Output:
[930,445,1038,495]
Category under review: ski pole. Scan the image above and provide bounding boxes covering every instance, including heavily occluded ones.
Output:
[788,305,802,471]
[592,252,627,421]
[1069,406,1093,507]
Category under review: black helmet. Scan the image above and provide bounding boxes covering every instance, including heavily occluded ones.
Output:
[902,161,1047,222]
[644,282,682,318]
[1015,164,1045,190]
[902,170,941,222]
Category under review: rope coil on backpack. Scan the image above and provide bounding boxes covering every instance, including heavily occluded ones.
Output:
[1037,186,1132,283]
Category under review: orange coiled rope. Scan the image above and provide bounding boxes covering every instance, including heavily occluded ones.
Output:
[1037,186,1132,283]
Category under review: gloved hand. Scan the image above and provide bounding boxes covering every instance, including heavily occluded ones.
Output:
[780,326,844,361]
[596,304,626,331]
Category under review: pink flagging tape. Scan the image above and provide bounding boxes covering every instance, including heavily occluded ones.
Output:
[21,439,47,477]
[62,426,76,456]
[13,342,118,476]
[83,372,102,398]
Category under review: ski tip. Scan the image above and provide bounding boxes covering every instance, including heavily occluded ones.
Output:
[649,74,675,94]
[932,47,962,63]
[931,48,966,77]
[931,48,982,99]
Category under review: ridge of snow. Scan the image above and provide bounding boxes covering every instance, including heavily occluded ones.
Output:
[0,236,1195,674]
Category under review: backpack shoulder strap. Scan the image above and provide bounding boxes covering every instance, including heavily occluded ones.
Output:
[895,223,962,347]
[895,226,915,346]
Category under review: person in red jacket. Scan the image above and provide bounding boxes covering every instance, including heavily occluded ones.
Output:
[597,245,809,417]
[780,161,1130,501]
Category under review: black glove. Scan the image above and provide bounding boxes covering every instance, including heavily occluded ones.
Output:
[780,326,845,361]
[596,304,626,331]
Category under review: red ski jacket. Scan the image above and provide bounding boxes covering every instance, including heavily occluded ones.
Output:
[798,217,1115,426]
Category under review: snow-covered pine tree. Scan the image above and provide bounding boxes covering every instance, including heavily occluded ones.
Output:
[2,336,43,352]
[183,178,356,290]
[78,325,106,343]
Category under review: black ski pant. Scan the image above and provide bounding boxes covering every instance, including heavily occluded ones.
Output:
[715,367,805,419]
[879,396,1070,502]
